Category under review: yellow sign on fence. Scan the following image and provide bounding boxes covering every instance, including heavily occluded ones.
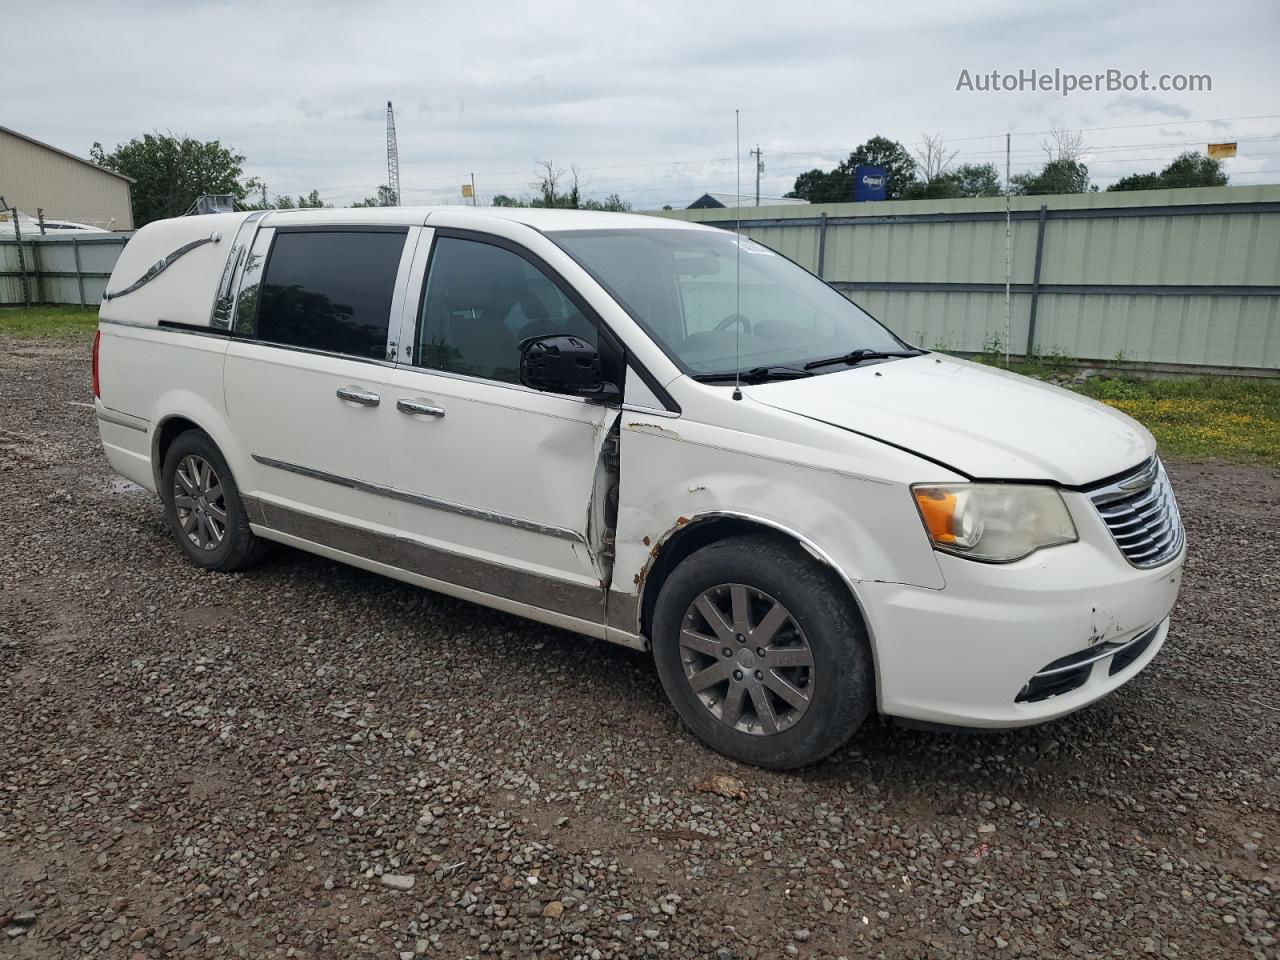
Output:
[1207,142,1238,158]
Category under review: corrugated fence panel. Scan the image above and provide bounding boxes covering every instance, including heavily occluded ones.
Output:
[0,234,125,306]
[660,186,1280,373]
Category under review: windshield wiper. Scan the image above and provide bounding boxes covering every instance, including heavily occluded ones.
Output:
[802,347,926,371]
[692,365,814,384]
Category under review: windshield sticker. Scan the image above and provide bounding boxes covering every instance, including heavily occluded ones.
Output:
[730,238,776,256]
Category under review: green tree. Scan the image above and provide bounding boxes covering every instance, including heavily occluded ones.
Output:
[785,136,918,202]
[244,188,329,210]
[351,185,398,207]
[948,163,1003,198]
[488,163,630,210]
[90,133,253,226]
[580,193,632,212]
[1011,158,1091,195]
[896,162,1004,201]
[1107,151,1229,191]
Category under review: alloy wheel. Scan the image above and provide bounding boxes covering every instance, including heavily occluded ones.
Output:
[679,583,815,735]
[173,454,226,551]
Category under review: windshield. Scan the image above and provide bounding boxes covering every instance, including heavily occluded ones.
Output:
[549,228,909,376]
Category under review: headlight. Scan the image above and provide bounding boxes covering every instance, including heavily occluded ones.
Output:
[911,483,1077,562]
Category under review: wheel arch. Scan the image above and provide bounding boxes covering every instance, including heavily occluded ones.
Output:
[638,512,882,701]
[151,415,203,489]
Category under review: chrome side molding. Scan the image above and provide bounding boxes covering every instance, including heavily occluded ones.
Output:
[103,232,222,302]
[250,454,586,543]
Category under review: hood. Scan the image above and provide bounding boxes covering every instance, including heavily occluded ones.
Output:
[748,354,1154,486]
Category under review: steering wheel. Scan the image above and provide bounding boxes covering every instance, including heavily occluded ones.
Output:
[716,313,753,334]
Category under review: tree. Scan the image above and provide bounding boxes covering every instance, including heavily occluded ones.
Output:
[91,133,253,226]
[948,163,1003,198]
[913,132,958,184]
[487,162,629,210]
[1011,159,1091,195]
[900,161,1003,200]
[785,168,843,203]
[244,187,329,210]
[351,185,398,207]
[785,136,918,202]
[1107,151,1229,191]
[580,193,632,212]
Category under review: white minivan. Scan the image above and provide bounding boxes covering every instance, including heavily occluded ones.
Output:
[94,207,1184,768]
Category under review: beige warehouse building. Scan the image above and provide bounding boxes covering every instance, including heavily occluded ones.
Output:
[0,126,133,230]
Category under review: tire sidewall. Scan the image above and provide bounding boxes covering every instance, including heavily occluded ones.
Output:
[652,537,873,769]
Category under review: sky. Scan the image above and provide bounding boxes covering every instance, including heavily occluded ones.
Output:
[8,0,1280,209]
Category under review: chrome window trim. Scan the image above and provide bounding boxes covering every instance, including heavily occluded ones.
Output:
[210,212,267,329]
[251,454,586,543]
[230,227,275,336]
[399,226,678,413]
[385,226,425,362]
[234,340,401,369]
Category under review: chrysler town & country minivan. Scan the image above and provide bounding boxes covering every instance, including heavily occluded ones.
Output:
[94,207,1185,768]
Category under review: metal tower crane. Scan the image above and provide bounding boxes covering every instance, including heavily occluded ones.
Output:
[385,101,401,206]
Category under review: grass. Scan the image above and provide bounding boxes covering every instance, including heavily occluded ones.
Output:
[967,340,1280,465]
[1072,376,1280,466]
[0,304,99,337]
[3,306,1277,466]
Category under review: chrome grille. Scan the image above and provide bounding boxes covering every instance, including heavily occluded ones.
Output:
[1089,457,1184,568]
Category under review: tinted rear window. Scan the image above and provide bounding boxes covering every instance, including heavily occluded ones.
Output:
[257,230,406,360]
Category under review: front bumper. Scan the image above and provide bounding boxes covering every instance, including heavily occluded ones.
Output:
[859,490,1185,728]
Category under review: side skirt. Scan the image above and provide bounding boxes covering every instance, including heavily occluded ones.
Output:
[243,497,648,652]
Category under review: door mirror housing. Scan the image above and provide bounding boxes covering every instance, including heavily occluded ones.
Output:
[519,334,619,400]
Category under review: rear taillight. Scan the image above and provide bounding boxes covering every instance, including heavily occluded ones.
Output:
[92,330,101,398]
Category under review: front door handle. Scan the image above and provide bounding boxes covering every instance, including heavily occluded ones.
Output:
[336,386,380,407]
[396,398,446,418]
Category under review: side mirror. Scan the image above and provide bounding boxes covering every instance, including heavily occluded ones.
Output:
[519,334,619,400]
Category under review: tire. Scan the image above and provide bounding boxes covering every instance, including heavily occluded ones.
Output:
[652,534,873,769]
[160,429,269,572]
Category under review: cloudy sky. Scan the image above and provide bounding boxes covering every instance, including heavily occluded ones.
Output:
[9,0,1280,208]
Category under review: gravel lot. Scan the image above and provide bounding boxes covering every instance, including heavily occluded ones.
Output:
[1,336,1277,960]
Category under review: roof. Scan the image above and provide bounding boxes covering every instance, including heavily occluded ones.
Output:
[687,192,808,209]
[0,126,135,183]
[256,206,716,232]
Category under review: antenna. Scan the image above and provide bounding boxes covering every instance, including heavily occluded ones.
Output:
[732,109,743,401]
[386,100,401,207]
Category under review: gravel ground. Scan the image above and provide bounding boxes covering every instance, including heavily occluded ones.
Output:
[1,336,1277,960]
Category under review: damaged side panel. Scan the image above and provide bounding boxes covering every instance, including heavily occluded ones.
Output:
[609,414,951,635]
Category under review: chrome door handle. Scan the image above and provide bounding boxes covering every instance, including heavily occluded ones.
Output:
[336,386,380,407]
[396,398,446,418]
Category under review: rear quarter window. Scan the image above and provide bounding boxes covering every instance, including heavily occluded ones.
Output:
[256,229,406,360]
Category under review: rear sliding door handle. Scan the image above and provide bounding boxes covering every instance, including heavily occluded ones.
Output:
[336,386,381,407]
[396,398,446,418]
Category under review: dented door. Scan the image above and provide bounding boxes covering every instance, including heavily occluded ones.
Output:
[387,369,616,619]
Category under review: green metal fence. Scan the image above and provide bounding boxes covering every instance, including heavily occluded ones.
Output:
[657,185,1280,375]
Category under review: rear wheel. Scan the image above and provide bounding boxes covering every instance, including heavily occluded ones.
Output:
[160,430,268,572]
[652,535,873,769]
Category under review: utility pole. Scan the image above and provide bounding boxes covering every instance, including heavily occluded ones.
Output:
[261,182,268,207]
[1003,132,1012,368]
[470,172,477,207]
[749,145,764,205]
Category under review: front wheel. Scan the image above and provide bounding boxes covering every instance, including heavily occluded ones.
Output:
[652,535,874,769]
